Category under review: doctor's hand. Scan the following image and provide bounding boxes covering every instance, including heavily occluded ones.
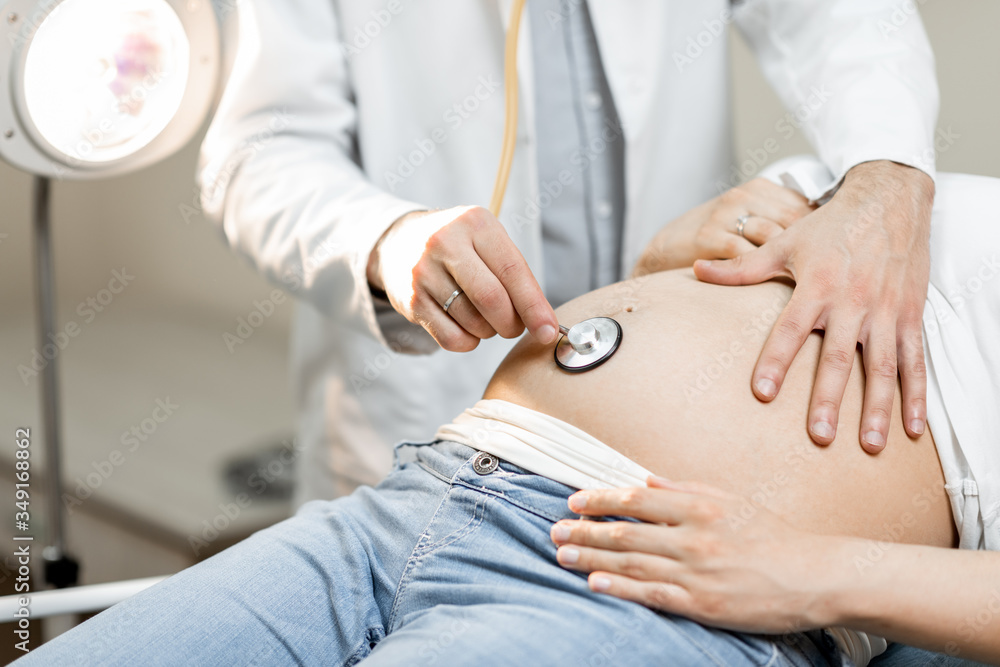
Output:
[367,206,559,352]
[632,178,814,277]
[550,477,841,634]
[695,161,934,452]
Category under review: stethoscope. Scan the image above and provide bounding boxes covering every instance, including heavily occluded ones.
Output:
[554,318,623,372]
[489,0,623,374]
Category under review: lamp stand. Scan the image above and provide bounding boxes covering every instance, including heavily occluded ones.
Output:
[31,175,79,589]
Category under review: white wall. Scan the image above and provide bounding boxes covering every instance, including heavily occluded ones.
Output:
[730,0,1000,179]
[0,132,291,326]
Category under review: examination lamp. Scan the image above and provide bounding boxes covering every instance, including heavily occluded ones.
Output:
[1,0,220,588]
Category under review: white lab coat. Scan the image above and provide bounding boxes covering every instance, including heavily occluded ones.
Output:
[198,0,939,502]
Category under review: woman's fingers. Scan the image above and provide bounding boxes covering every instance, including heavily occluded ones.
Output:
[550,519,681,558]
[712,230,758,258]
[584,573,694,616]
[741,178,815,225]
[555,543,682,584]
[739,216,786,246]
[555,544,701,620]
[646,476,729,498]
[565,486,707,525]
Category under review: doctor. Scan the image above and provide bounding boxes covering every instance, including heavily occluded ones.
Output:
[199,0,939,502]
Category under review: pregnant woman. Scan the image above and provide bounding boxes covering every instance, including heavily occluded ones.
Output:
[16,169,999,666]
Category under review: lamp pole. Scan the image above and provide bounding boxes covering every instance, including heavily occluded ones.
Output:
[31,175,79,589]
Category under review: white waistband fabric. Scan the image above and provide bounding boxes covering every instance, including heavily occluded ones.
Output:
[435,399,654,491]
[435,398,882,666]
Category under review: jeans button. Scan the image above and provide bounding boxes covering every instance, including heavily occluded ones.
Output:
[472,452,499,475]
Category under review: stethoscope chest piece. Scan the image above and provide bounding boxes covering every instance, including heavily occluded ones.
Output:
[554,317,622,373]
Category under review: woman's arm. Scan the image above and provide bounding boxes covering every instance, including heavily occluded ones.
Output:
[832,537,999,662]
[550,478,1000,664]
[632,179,812,276]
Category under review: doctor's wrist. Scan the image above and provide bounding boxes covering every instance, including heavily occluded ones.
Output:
[840,160,935,208]
[366,243,386,294]
[366,209,432,294]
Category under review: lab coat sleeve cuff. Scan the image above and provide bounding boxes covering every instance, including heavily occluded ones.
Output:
[818,152,937,204]
[351,200,440,354]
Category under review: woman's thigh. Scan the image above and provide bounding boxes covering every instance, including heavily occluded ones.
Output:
[369,469,848,667]
[871,643,992,667]
[364,600,850,667]
[14,456,450,666]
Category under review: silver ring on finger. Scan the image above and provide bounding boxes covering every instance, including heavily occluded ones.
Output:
[736,214,749,238]
[442,288,464,313]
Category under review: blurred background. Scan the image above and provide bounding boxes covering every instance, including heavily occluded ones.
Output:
[0,0,997,657]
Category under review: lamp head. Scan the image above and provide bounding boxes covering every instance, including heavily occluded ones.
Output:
[0,0,219,179]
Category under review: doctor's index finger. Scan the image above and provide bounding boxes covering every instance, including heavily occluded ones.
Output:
[752,291,823,403]
[473,225,558,345]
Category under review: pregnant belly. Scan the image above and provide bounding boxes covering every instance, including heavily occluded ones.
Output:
[485,270,956,548]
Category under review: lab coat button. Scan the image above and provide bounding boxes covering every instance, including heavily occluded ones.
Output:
[472,451,499,475]
[595,200,613,219]
[585,91,603,110]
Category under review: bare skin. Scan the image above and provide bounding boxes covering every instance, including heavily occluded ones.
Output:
[484,269,955,549]
[369,161,934,452]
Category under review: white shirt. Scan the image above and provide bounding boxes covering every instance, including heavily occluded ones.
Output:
[528,0,626,307]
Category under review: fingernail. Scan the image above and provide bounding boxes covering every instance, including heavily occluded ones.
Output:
[909,419,925,435]
[647,474,673,487]
[863,431,886,448]
[755,378,777,399]
[551,523,571,542]
[590,575,612,592]
[568,493,588,512]
[537,324,556,344]
[811,421,835,440]
[558,546,579,564]
[694,259,711,269]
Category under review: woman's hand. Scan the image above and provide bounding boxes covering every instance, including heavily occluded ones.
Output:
[550,476,843,634]
[633,179,814,277]
[367,206,559,352]
[552,477,1000,663]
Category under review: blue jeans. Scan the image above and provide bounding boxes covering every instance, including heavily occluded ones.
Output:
[870,644,992,667]
[16,441,900,666]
